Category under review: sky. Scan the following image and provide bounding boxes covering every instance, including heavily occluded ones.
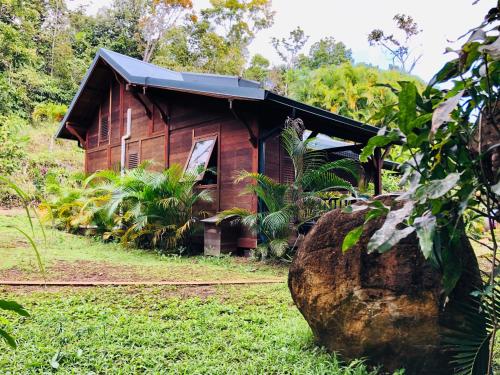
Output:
[66,0,493,82]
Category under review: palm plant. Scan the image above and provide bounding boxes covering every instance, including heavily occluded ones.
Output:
[97,164,213,252]
[443,287,497,375]
[219,119,360,259]
[40,172,113,233]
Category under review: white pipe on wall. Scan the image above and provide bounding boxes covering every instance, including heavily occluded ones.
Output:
[121,108,132,176]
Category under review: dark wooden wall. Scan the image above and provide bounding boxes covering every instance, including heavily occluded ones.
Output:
[264,134,295,184]
[84,77,258,248]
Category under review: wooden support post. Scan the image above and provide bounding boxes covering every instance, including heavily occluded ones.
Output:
[144,91,170,125]
[373,147,383,196]
[125,84,152,119]
[65,122,86,148]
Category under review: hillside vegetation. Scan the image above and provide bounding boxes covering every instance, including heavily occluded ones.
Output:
[0,118,83,205]
[0,0,420,205]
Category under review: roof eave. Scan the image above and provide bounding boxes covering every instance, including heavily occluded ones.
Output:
[55,49,130,140]
[263,91,380,142]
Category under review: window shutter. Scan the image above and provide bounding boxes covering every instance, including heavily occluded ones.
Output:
[264,136,280,182]
[128,152,139,169]
[100,115,109,143]
[281,154,295,184]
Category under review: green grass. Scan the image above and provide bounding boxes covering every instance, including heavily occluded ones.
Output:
[0,213,286,282]
[0,285,376,374]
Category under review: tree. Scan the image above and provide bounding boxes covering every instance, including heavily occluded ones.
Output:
[153,19,247,75]
[153,0,274,75]
[271,26,309,69]
[140,0,193,62]
[355,3,500,372]
[0,0,44,74]
[244,53,270,83]
[368,13,422,73]
[92,0,146,58]
[289,63,424,125]
[271,26,309,95]
[201,0,274,46]
[298,37,353,69]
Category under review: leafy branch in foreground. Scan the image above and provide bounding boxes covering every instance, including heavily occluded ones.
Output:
[345,4,500,373]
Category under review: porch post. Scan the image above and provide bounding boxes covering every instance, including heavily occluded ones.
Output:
[373,147,383,196]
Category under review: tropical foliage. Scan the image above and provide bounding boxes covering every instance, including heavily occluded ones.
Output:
[40,171,111,233]
[346,3,500,373]
[289,63,424,126]
[219,119,360,259]
[42,164,212,253]
[1,0,420,207]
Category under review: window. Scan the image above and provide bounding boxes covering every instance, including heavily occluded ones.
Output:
[184,136,217,184]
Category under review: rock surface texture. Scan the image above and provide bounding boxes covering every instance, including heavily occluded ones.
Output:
[288,198,482,374]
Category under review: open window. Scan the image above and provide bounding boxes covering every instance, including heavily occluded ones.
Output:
[184,135,218,185]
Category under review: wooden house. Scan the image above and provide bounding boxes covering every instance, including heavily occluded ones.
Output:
[56,49,391,250]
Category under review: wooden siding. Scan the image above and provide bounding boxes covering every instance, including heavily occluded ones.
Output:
[264,134,294,184]
[84,80,258,248]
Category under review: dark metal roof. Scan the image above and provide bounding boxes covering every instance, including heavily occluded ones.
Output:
[91,49,264,97]
[56,48,380,143]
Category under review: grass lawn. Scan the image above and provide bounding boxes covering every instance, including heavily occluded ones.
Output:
[0,212,286,282]
[0,211,497,373]
[0,284,377,374]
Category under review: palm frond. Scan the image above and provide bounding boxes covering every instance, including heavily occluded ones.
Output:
[261,210,292,237]
[268,238,289,258]
[443,288,496,375]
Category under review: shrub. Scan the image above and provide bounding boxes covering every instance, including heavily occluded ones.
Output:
[219,119,360,260]
[96,164,212,252]
[31,102,67,125]
[43,164,213,253]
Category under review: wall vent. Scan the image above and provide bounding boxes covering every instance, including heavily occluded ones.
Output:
[100,115,109,142]
[128,152,139,169]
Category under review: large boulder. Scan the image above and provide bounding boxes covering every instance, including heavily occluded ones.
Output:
[288,198,482,374]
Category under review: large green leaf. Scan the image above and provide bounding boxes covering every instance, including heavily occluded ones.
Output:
[430,90,464,138]
[342,226,363,253]
[413,213,436,259]
[398,81,417,134]
[367,201,415,253]
[359,133,398,162]
[428,59,460,87]
[424,173,462,200]
[478,35,500,60]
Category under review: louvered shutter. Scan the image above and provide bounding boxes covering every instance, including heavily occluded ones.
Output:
[281,154,295,184]
[128,152,139,169]
[100,115,109,144]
